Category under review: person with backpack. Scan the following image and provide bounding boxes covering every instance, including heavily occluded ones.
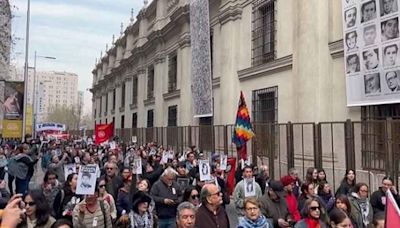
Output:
[8,144,37,195]
[53,173,83,221]
[72,182,112,228]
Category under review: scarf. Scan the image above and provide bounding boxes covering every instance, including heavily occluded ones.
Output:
[238,215,270,228]
[351,192,370,227]
[305,218,320,228]
[27,217,37,228]
[130,211,153,228]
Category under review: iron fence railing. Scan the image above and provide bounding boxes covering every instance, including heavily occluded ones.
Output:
[68,119,400,191]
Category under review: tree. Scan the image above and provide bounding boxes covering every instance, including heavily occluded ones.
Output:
[46,105,79,130]
[80,113,94,130]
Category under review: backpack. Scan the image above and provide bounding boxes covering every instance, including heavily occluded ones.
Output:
[7,155,29,179]
[41,152,52,170]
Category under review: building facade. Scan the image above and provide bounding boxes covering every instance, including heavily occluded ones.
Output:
[91,0,400,130]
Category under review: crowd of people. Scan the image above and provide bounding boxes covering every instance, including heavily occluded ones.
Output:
[0,138,396,228]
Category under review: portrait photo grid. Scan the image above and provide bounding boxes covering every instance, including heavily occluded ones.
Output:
[343,0,400,106]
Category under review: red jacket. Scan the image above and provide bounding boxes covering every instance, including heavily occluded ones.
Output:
[285,192,301,221]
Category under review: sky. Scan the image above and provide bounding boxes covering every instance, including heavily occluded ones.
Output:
[10,0,150,115]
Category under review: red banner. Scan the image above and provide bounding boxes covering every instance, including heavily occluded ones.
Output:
[385,190,400,228]
[95,122,114,145]
[226,157,236,196]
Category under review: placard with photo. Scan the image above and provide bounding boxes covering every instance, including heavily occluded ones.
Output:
[199,160,211,181]
[342,0,400,106]
[244,177,256,197]
[220,154,227,170]
[64,164,76,180]
[133,158,142,174]
[76,165,98,195]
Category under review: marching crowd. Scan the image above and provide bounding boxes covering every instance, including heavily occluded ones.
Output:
[0,138,396,228]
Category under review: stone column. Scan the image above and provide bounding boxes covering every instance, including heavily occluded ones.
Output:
[136,68,147,128]
[154,56,165,127]
[292,0,330,122]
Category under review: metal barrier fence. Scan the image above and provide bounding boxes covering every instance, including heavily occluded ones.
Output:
[69,119,400,191]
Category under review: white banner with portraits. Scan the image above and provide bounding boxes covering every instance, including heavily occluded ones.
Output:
[343,0,400,106]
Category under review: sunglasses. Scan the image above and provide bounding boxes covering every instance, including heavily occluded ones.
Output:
[99,185,106,188]
[191,194,199,200]
[25,201,36,207]
[106,167,114,170]
[309,206,320,211]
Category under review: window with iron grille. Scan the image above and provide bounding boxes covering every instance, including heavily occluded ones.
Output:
[147,66,154,99]
[168,54,177,92]
[121,83,126,108]
[252,0,275,66]
[147,109,154,128]
[121,115,125,129]
[112,89,116,110]
[252,86,278,123]
[168,105,178,126]
[132,77,138,105]
[361,104,400,171]
[132,113,137,128]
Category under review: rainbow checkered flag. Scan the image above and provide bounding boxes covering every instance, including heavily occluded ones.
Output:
[232,91,255,149]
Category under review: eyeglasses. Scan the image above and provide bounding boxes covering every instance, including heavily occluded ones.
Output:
[106,167,114,170]
[209,191,221,196]
[245,207,259,212]
[191,194,199,200]
[99,185,106,188]
[309,206,320,211]
[25,201,36,207]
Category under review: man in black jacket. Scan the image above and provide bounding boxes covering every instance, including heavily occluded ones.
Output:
[256,165,270,195]
[150,167,182,228]
[370,176,400,214]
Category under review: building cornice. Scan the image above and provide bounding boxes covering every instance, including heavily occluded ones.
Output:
[238,55,293,82]
[163,89,180,100]
[212,77,220,89]
[218,2,243,25]
[329,39,344,59]
[144,97,155,106]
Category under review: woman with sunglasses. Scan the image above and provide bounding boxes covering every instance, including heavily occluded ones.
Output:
[183,186,200,207]
[19,189,56,228]
[295,198,328,228]
[98,178,117,221]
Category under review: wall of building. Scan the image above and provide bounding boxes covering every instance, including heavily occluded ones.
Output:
[91,0,361,129]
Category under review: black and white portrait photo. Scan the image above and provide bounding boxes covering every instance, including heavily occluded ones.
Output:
[363,48,380,70]
[76,165,98,195]
[80,172,92,189]
[64,164,76,181]
[199,160,211,181]
[345,7,357,28]
[383,43,399,66]
[361,0,377,23]
[134,158,142,175]
[345,31,359,51]
[381,17,399,41]
[364,73,382,94]
[380,0,398,16]
[363,24,377,45]
[220,154,227,170]
[385,71,400,91]
[346,54,361,73]
[244,178,256,197]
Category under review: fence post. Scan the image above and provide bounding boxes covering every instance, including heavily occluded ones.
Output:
[313,123,323,169]
[224,125,228,155]
[385,118,394,179]
[268,123,275,179]
[287,122,294,171]
[344,119,356,170]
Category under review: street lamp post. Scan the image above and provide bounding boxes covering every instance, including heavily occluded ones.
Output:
[32,51,56,139]
[22,0,31,142]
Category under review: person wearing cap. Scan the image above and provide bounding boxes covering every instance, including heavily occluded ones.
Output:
[259,180,294,227]
[117,191,155,228]
[281,175,301,222]
[234,165,262,222]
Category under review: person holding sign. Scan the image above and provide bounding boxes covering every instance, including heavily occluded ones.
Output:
[233,165,262,223]
[72,184,113,228]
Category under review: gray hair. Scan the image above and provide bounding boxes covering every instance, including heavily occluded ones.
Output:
[161,167,178,177]
[176,202,196,217]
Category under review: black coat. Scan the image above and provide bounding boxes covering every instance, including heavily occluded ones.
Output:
[370,187,400,214]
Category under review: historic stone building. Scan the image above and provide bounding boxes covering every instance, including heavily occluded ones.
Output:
[91,0,399,129]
